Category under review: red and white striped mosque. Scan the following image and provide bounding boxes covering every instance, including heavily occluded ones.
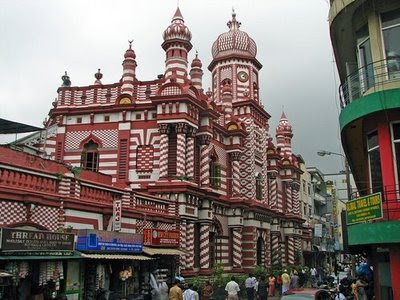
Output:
[1,8,308,275]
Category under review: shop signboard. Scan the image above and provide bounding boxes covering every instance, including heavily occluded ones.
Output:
[76,229,143,253]
[0,228,74,251]
[143,228,180,247]
[346,192,383,225]
[113,199,122,232]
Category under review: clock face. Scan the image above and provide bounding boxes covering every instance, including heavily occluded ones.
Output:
[237,71,249,82]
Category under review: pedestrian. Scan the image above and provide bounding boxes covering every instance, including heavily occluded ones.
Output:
[267,274,276,297]
[169,280,183,300]
[183,284,195,300]
[281,270,290,294]
[276,274,282,295]
[351,279,359,300]
[257,275,268,300]
[290,270,299,289]
[334,285,346,300]
[245,273,257,300]
[202,281,213,300]
[225,276,240,300]
[192,286,200,300]
[356,276,368,300]
[310,267,317,287]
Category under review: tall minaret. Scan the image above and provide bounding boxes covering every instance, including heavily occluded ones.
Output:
[121,41,137,96]
[276,112,293,157]
[189,52,203,90]
[162,8,193,84]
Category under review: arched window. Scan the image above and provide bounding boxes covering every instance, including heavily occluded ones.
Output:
[256,236,265,266]
[81,140,99,172]
[209,156,221,189]
[256,173,263,200]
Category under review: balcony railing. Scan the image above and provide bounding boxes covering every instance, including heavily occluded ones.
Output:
[339,57,400,108]
[351,185,400,222]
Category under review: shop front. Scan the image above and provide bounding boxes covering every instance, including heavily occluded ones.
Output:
[76,229,153,300]
[0,227,79,300]
[143,228,184,285]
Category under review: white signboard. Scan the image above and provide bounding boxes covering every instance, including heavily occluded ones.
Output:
[113,199,122,231]
[314,223,323,238]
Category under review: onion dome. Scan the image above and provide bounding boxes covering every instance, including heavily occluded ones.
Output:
[191,52,202,68]
[124,40,136,59]
[162,7,192,42]
[94,68,103,84]
[276,111,293,137]
[211,11,257,59]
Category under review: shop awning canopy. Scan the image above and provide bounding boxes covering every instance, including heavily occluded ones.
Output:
[143,247,186,256]
[79,253,154,260]
[0,252,82,260]
[0,118,43,134]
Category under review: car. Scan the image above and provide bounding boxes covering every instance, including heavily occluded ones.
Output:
[281,288,331,300]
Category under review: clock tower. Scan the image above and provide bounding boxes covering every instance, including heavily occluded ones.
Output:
[208,11,263,110]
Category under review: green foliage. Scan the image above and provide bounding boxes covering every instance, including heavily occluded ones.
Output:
[191,276,204,293]
[212,263,226,287]
[55,172,64,181]
[294,250,302,265]
[253,265,266,278]
[71,166,82,179]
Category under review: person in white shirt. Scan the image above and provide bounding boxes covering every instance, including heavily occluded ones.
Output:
[183,284,195,300]
[225,276,240,300]
[310,267,317,286]
[244,273,257,300]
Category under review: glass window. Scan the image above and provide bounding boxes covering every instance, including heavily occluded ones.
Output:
[356,25,374,90]
[367,131,383,194]
[209,157,221,189]
[382,9,400,79]
[256,174,263,200]
[392,123,400,187]
[81,141,99,172]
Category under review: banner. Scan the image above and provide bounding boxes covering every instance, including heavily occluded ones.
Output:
[113,199,122,231]
[0,228,74,251]
[143,229,180,247]
[76,229,143,253]
[346,192,383,225]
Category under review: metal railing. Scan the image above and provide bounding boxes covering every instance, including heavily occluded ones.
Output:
[339,57,400,108]
[350,185,400,221]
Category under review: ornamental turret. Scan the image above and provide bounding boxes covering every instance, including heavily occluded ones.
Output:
[209,10,262,106]
[276,111,293,157]
[162,7,192,83]
[121,41,137,96]
[189,51,203,90]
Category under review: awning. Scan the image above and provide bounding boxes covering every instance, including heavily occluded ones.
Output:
[79,253,154,260]
[0,252,82,260]
[143,247,186,256]
[0,118,43,134]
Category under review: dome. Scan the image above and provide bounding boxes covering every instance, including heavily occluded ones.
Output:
[212,12,257,60]
[276,112,293,137]
[191,52,202,68]
[124,41,136,59]
[163,7,192,42]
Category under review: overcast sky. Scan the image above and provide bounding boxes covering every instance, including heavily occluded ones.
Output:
[0,0,347,174]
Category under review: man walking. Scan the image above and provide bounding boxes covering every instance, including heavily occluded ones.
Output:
[169,280,183,300]
[245,273,257,300]
[225,276,240,300]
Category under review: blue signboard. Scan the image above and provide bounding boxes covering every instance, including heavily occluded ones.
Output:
[76,229,143,253]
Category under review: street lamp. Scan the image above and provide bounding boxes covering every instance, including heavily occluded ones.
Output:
[317,150,352,202]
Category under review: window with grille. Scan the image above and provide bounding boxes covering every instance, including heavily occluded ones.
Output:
[81,141,99,172]
[256,173,263,200]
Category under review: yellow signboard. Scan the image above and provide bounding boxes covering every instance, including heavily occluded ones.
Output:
[346,193,383,225]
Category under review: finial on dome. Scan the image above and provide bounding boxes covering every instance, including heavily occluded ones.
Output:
[227,9,241,30]
[61,71,71,87]
[280,111,287,119]
[128,39,133,49]
[94,68,103,84]
[172,7,184,21]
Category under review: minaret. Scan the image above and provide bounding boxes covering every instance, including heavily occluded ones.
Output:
[276,111,293,157]
[189,51,203,90]
[121,41,137,96]
[162,7,192,84]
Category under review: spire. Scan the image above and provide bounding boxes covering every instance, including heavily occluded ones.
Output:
[61,71,71,87]
[172,7,184,21]
[121,41,137,96]
[190,51,203,90]
[276,111,293,157]
[280,111,287,120]
[227,9,241,30]
[94,68,103,85]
